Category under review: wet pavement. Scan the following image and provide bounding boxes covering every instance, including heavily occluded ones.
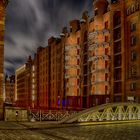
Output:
[0,121,140,140]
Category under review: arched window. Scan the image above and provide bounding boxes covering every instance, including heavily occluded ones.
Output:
[127,7,130,16]
[136,3,139,11]
[131,5,135,13]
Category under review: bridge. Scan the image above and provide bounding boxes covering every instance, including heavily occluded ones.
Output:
[60,102,140,123]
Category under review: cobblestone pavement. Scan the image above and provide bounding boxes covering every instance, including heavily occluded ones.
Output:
[0,122,140,140]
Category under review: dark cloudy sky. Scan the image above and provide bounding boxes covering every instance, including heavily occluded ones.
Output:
[4,0,93,74]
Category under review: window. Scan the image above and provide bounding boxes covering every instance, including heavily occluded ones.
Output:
[77,49,80,55]
[77,79,79,85]
[105,61,108,68]
[114,41,121,54]
[130,83,136,91]
[77,59,80,65]
[131,65,137,76]
[105,36,109,42]
[114,68,121,81]
[92,76,95,82]
[77,38,80,44]
[136,3,139,11]
[131,51,136,61]
[131,36,136,46]
[77,69,80,75]
[114,54,122,67]
[83,86,87,95]
[113,11,121,27]
[105,48,109,55]
[114,27,121,40]
[92,64,95,70]
[95,8,98,16]
[105,73,108,81]
[127,8,131,16]
[130,23,136,32]
[105,21,109,29]
[105,86,108,95]
[114,82,122,93]
[131,5,135,13]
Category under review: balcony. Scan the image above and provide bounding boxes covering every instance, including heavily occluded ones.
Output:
[65,53,80,57]
[66,83,80,88]
[89,80,109,85]
[90,68,109,74]
[102,42,110,48]
[65,65,80,69]
[88,32,96,39]
[88,55,110,62]
[65,56,80,61]
[65,45,80,51]
[65,74,80,79]
[94,80,109,85]
[102,29,110,35]
[88,43,99,51]
[88,39,95,45]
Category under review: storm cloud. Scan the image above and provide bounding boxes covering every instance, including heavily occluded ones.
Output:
[4,0,93,74]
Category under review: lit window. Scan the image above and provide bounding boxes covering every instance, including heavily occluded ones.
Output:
[130,83,136,91]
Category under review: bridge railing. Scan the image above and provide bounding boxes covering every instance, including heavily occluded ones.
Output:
[28,109,78,121]
[60,102,140,123]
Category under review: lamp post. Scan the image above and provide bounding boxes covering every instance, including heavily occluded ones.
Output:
[58,95,60,110]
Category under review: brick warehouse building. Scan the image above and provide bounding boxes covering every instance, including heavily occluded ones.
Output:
[15,56,36,108]
[0,0,8,118]
[4,75,15,104]
[15,0,140,110]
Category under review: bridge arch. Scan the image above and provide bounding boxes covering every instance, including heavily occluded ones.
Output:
[60,103,140,123]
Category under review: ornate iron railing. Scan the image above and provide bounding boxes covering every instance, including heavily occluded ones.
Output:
[28,109,78,121]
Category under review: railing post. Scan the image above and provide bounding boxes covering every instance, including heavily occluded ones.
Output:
[106,108,111,121]
[128,106,132,120]
[138,107,140,119]
[39,109,41,122]
[118,106,122,120]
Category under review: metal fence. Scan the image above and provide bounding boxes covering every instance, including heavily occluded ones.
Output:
[28,109,78,121]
